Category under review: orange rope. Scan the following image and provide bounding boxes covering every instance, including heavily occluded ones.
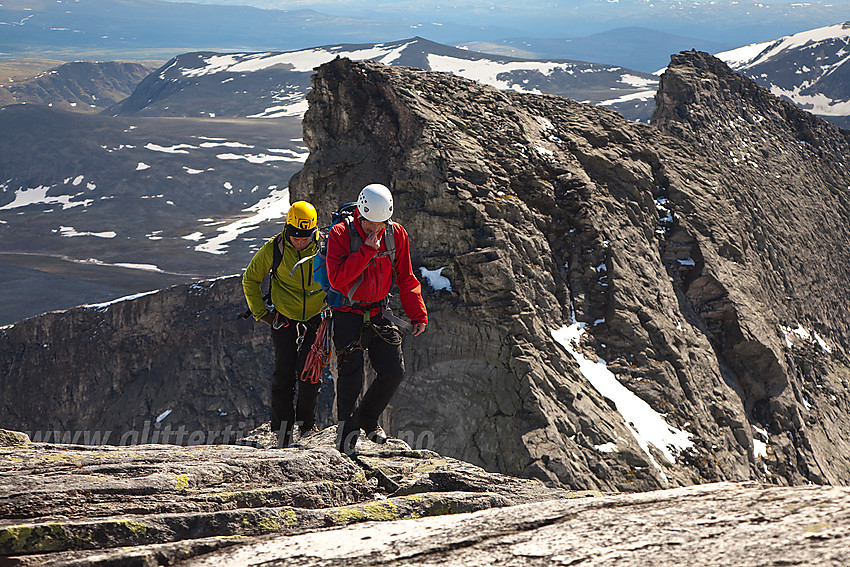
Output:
[300,314,331,384]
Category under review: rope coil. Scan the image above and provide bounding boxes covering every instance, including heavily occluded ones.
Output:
[300,310,333,384]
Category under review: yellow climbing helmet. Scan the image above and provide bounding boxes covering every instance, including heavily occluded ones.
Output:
[285,201,318,237]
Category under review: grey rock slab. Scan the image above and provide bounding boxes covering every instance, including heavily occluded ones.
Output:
[0,430,598,561]
[178,481,850,566]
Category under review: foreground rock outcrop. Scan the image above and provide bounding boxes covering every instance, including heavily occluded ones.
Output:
[178,482,850,566]
[2,429,848,566]
[0,428,577,565]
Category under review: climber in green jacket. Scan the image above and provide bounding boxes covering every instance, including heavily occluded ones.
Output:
[242,201,326,447]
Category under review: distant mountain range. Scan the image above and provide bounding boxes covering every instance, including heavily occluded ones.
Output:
[0,61,156,113]
[159,0,850,49]
[108,37,659,122]
[716,22,850,129]
[0,0,518,60]
[467,28,734,74]
[3,0,847,74]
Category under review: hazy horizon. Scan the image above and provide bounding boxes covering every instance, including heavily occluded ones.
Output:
[160,0,850,44]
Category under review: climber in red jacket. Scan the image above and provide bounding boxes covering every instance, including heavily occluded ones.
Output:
[326,183,428,454]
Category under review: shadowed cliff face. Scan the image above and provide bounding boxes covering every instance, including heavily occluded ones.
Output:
[0,278,275,440]
[3,51,850,493]
[652,51,850,486]
[289,52,850,490]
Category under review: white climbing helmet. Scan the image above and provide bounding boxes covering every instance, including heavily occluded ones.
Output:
[357,183,394,222]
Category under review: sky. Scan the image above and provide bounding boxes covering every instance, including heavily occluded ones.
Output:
[167,0,850,42]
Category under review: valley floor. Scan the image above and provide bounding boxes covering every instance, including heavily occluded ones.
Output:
[0,252,205,325]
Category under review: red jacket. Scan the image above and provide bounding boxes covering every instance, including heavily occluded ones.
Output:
[327,210,428,324]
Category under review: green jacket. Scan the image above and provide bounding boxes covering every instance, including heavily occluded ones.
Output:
[242,233,325,322]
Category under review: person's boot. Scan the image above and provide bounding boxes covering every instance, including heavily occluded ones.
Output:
[300,424,320,439]
[336,420,360,455]
[274,422,293,449]
[365,425,388,445]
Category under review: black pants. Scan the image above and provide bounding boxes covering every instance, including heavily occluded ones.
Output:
[333,309,404,432]
[270,313,322,443]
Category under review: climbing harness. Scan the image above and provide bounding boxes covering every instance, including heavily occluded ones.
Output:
[347,304,404,347]
[363,312,403,346]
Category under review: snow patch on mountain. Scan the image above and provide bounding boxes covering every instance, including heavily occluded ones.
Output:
[716,41,774,68]
[216,152,306,164]
[84,290,161,311]
[768,85,850,116]
[595,89,657,106]
[618,74,657,88]
[56,226,117,238]
[0,185,93,210]
[145,143,197,154]
[552,322,693,476]
[425,55,651,95]
[247,99,309,118]
[194,187,290,254]
[717,22,850,69]
[427,55,562,93]
[199,141,254,149]
[182,41,418,77]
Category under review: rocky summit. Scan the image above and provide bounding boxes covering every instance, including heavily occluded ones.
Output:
[3,48,850,562]
[291,51,850,490]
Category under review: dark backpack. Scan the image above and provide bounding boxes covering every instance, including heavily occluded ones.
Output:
[314,202,395,308]
[239,232,286,319]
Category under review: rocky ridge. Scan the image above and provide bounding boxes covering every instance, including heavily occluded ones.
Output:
[291,52,850,490]
[0,61,156,113]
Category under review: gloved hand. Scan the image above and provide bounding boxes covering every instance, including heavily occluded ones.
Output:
[259,311,276,326]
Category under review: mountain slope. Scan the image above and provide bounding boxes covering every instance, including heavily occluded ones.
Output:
[0,61,157,113]
[479,27,733,73]
[716,21,850,128]
[108,37,659,122]
[0,104,308,324]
